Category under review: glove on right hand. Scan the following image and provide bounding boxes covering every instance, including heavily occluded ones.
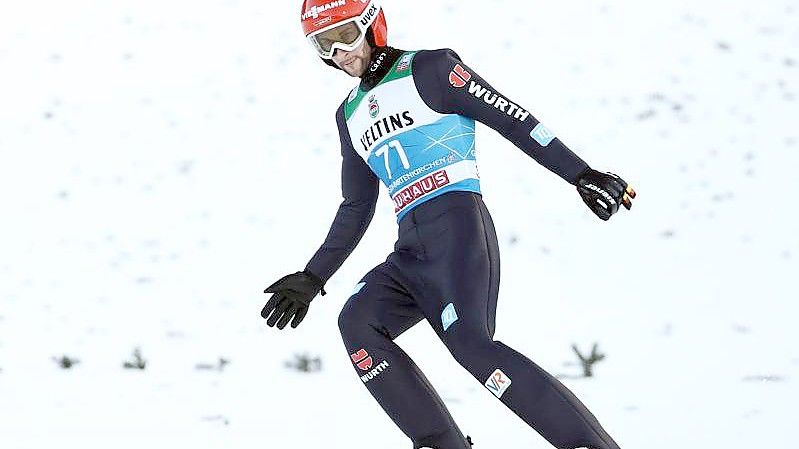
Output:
[261,269,326,330]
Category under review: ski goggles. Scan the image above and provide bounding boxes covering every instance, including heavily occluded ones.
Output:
[306,0,381,59]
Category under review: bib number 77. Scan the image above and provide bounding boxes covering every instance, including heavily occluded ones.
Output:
[375,140,410,180]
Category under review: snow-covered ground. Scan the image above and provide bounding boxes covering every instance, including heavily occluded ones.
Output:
[1,0,797,447]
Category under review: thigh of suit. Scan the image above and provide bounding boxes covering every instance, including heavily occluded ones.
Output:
[389,191,501,344]
[338,260,425,341]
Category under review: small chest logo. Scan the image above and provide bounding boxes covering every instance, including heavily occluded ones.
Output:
[397,53,413,71]
[368,95,380,118]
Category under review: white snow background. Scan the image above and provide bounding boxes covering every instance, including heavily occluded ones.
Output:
[0,0,797,448]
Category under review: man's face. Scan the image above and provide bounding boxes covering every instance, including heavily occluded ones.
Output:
[331,38,372,77]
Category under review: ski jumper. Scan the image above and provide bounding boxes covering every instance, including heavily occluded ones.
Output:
[306,47,621,449]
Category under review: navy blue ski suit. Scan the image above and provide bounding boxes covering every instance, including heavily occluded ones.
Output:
[305,47,621,449]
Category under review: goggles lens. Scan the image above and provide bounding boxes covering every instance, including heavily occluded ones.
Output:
[309,21,364,58]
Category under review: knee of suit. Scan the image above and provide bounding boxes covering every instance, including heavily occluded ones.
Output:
[442,326,495,366]
[337,302,360,335]
[337,300,379,337]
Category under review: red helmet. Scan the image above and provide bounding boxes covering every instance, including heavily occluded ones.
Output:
[301,0,388,59]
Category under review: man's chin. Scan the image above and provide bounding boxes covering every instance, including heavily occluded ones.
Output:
[338,62,362,77]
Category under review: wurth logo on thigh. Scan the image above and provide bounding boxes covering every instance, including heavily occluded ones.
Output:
[484,368,512,398]
[350,348,390,383]
[359,360,390,383]
[350,348,373,371]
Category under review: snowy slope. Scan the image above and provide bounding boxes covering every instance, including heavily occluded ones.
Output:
[0,0,797,448]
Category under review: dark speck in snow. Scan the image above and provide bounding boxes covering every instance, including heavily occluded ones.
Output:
[202,415,230,426]
[636,109,656,121]
[757,26,778,36]
[178,160,194,174]
[743,409,762,419]
[742,375,786,383]
[711,192,735,203]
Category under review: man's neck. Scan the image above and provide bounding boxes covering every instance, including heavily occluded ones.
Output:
[360,46,404,90]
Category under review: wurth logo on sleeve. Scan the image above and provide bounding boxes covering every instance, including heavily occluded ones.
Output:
[449,64,472,88]
[449,63,530,122]
[467,82,530,122]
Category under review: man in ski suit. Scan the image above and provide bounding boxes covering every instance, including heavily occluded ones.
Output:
[261,1,637,448]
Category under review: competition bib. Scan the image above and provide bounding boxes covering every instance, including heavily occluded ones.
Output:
[344,52,481,221]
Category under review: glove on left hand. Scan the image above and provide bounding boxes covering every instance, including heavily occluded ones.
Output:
[261,269,326,330]
[576,168,637,221]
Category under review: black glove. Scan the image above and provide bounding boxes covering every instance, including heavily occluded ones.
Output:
[576,168,637,221]
[261,269,326,330]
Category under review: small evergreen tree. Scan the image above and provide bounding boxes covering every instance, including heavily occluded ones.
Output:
[52,355,80,369]
[123,347,147,370]
[571,343,606,377]
[195,357,230,372]
[285,352,322,373]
